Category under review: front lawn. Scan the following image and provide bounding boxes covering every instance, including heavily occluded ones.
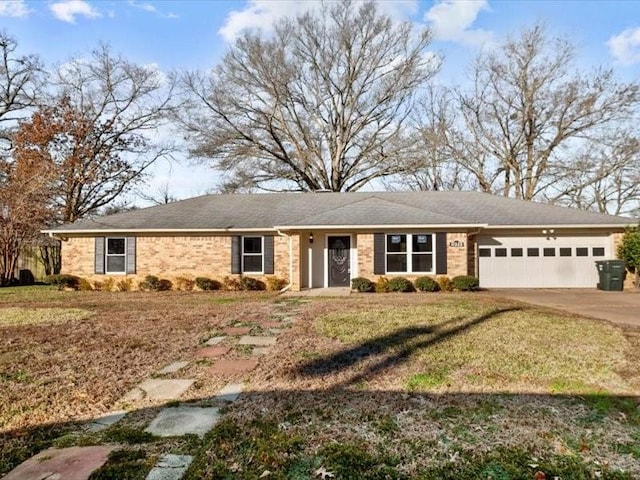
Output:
[187,295,640,479]
[1,288,639,478]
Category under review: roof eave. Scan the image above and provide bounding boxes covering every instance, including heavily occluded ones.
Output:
[485,223,632,230]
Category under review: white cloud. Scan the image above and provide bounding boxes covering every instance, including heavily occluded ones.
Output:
[49,0,101,23]
[607,27,640,65]
[218,0,419,43]
[0,0,30,18]
[128,0,179,19]
[424,0,493,47]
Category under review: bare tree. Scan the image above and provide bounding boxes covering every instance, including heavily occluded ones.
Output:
[545,131,640,216]
[179,0,438,192]
[137,180,178,205]
[0,31,42,155]
[40,45,177,222]
[452,24,640,201]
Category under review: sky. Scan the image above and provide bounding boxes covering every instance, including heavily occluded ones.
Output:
[1,0,640,205]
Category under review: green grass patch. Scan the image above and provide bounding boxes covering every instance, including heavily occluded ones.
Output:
[0,307,92,327]
[102,426,157,444]
[88,449,154,480]
[315,302,630,394]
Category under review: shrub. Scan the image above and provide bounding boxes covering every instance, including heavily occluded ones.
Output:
[78,278,94,291]
[116,278,133,292]
[239,276,266,291]
[101,277,115,292]
[138,275,160,291]
[414,276,440,292]
[46,274,80,291]
[92,280,103,291]
[375,277,390,293]
[157,279,173,291]
[195,277,222,291]
[175,276,195,291]
[387,276,415,292]
[452,275,480,291]
[351,277,374,292]
[437,275,454,292]
[222,276,241,291]
[266,276,288,291]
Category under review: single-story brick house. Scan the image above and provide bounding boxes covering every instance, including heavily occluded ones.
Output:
[44,191,636,290]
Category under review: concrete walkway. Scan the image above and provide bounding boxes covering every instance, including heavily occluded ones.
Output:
[489,288,640,327]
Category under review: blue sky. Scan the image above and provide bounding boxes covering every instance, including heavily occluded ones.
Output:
[1,0,639,203]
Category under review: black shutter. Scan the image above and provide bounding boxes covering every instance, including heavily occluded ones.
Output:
[126,237,136,274]
[373,233,385,274]
[263,236,274,274]
[94,237,105,274]
[231,236,241,274]
[435,232,447,274]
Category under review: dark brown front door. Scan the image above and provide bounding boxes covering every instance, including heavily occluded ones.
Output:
[328,236,350,287]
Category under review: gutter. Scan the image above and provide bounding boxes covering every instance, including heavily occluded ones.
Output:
[276,229,293,294]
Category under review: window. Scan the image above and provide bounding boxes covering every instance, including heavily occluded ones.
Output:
[576,247,588,257]
[559,248,572,257]
[386,234,433,273]
[242,236,263,273]
[592,247,605,257]
[495,248,507,257]
[527,248,539,257]
[543,248,556,257]
[106,238,126,273]
[479,248,491,257]
[511,248,523,257]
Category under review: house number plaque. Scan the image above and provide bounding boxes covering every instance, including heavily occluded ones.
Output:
[449,240,465,248]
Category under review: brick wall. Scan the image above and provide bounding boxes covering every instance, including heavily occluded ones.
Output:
[61,234,298,290]
[356,232,469,281]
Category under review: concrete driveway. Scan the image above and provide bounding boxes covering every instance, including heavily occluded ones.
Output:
[489,288,640,328]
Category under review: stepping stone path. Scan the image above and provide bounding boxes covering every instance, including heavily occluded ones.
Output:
[238,335,277,346]
[208,358,259,375]
[6,299,308,480]
[3,446,115,480]
[146,454,193,480]
[205,336,226,346]
[223,326,252,335]
[158,361,190,375]
[196,346,231,358]
[121,379,195,402]
[216,382,244,402]
[145,406,221,437]
[85,410,127,432]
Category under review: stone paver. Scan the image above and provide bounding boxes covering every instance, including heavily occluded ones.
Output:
[85,410,127,432]
[2,446,115,480]
[252,347,272,356]
[120,379,194,402]
[196,346,231,358]
[145,406,221,437]
[145,454,193,480]
[223,326,252,335]
[238,335,277,346]
[204,336,227,346]
[208,359,259,375]
[216,382,244,402]
[157,361,190,375]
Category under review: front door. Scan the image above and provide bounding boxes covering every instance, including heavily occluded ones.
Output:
[328,236,350,287]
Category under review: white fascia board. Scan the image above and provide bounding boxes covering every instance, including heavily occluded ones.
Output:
[486,224,632,230]
[274,223,488,230]
[41,227,277,235]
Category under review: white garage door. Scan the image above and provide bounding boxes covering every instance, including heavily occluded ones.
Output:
[478,235,610,288]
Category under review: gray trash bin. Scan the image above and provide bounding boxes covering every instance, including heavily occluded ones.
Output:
[595,260,626,291]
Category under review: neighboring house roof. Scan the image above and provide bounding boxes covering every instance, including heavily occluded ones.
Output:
[44,191,635,234]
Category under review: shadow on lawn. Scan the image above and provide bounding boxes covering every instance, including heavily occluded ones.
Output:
[296,307,521,387]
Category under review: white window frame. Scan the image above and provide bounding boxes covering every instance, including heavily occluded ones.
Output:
[242,236,264,274]
[385,233,435,274]
[105,237,127,274]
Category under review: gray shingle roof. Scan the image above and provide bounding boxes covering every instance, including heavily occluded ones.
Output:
[47,191,634,233]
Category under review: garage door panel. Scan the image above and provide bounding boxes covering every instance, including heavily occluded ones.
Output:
[478,235,608,288]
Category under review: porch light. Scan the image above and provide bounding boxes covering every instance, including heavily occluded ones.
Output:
[309,232,314,244]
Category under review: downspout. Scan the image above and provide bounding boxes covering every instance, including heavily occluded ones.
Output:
[277,229,293,293]
[467,228,483,277]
